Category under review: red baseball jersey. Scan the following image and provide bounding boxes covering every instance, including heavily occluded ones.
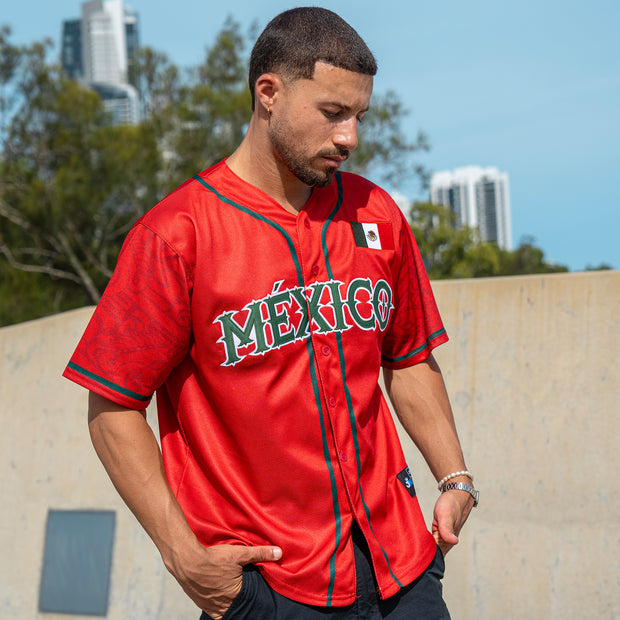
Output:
[64,161,448,606]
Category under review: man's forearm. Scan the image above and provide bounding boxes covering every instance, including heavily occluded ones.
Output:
[384,354,475,553]
[383,354,467,481]
[87,391,282,617]
[87,391,201,571]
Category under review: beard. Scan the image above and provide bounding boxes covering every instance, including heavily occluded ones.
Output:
[268,117,348,188]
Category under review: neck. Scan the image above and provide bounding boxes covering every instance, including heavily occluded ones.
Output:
[227,116,312,214]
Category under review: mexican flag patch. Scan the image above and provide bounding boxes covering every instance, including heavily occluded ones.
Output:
[350,222,394,250]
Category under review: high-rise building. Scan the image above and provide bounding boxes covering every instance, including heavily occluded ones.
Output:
[430,166,513,250]
[60,19,83,81]
[61,0,141,124]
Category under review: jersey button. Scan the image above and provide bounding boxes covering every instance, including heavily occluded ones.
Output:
[311,264,320,275]
[321,345,331,356]
[328,396,337,407]
[339,450,348,462]
[304,219,311,229]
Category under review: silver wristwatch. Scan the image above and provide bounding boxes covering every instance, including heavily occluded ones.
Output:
[441,481,479,507]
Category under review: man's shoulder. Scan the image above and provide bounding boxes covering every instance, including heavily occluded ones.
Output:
[138,161,229,228]
[337,171,404,220]
[338,170,380,191]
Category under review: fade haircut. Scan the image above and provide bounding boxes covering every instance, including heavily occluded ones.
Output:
[249,7,377,109]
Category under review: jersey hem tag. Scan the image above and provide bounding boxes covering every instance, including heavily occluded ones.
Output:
[396,466,416,498]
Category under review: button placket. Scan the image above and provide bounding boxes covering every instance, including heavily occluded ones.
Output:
[297,211,355,484]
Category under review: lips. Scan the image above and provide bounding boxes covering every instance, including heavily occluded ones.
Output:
[321,152,349,168]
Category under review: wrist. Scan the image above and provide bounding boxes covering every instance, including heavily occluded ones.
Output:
[159,528,206,578]
[446,474,474,487]
[437,469,473,490]
[441,481,479,507]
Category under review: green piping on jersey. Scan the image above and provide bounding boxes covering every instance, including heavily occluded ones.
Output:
[381,328,447,364]
[66,361,151,402]
[191,174,342,605]
[191,176,304,284]
[320,172,404,589]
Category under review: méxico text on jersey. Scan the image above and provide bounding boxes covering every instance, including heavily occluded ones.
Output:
[214,277,394,366]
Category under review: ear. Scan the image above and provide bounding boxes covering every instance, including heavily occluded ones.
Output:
[255,73,284,115]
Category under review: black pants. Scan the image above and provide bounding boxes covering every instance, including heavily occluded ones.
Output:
[201,526,450,620]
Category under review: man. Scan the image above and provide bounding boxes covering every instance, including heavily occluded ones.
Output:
[64,7,476,619]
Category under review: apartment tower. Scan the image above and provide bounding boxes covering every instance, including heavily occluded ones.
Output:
[430,166,513,250]
[61,0,140,124]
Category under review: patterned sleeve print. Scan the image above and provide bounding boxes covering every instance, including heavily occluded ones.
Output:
[63,223,193,409]
[381,216,448,369]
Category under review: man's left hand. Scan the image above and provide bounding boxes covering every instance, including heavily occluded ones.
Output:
[432,488,474,556]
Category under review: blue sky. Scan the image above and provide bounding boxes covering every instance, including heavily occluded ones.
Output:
[5,0,619,270]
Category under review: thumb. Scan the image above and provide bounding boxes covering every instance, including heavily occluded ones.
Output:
[432,511,459,547]
[235,545,282,566]
[436,521,459,546]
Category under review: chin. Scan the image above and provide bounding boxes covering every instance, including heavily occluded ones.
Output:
[314,175,335,188]
[309,173,334,189]
[291,166,334,188]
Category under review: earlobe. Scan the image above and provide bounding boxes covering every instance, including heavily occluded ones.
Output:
[255,73,282,116]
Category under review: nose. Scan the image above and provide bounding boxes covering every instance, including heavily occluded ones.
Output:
[333,117,359,151]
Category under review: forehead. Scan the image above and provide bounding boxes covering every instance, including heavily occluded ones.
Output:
[287,61,373,107]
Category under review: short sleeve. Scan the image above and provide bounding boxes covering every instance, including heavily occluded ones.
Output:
[63,223,192,409]
[381,215,448,369]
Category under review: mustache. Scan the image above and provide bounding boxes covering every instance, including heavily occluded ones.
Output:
[317,148,350,160]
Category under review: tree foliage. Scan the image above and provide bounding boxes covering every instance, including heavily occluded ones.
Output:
[166,18,253,185]
[344,91,430,188]
[0,32,161,308]
[409,202,568,279]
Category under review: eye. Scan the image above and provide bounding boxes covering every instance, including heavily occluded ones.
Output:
[322,109,342,120]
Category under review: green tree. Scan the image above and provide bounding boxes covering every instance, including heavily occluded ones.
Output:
[585,262,613,271]
[0,28,161,312]
[131,46,180,121]
[345,91,430,189]
[496,236,568,276]
[166,17,252,185]
[409,202,568,279]
[409,201,481,278]
[0,25,20,140]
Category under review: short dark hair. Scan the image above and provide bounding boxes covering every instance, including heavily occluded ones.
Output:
[249,7,377,109]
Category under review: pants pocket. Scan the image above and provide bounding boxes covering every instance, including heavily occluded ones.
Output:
[199,566,255,620]
[430,545,446,580]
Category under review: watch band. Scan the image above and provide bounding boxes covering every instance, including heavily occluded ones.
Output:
[441,481,479,507]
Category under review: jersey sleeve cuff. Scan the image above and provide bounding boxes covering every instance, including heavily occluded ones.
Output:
[381,328,449,369]
[63,361,154,410]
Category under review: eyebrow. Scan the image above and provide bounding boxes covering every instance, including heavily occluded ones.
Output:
[323,101,370,114]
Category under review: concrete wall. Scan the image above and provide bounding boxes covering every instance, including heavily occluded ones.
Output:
[1,271,618,619]
[406,270,620,619]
